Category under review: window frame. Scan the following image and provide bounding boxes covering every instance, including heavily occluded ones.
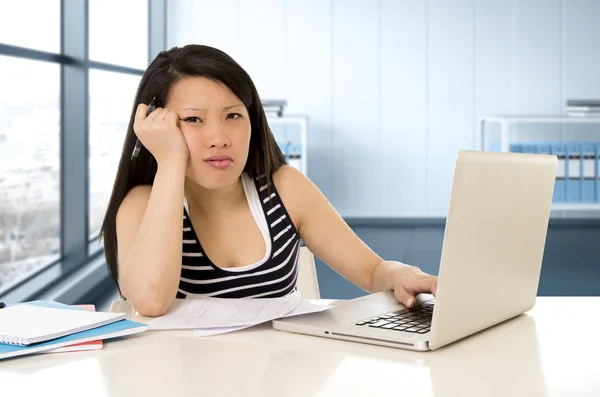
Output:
[0,0,166,302]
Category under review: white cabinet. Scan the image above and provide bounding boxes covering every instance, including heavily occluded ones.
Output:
[267,116,307,175]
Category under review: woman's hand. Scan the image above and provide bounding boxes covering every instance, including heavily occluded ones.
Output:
[133,103,190,165]
[372,261,438,308]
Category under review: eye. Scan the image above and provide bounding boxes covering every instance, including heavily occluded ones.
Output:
[183,116,203,123]
[226,113,242,120]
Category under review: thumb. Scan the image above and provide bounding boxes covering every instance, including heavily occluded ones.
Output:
[394,288,416,308]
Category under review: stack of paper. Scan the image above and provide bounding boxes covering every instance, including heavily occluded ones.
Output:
[144,292,331,337]
[0,301,149,360]
[44,305,104,353]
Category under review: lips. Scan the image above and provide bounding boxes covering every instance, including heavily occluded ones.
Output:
[204,155,233,170]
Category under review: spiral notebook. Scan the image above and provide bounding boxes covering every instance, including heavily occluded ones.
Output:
[0,304,126,346]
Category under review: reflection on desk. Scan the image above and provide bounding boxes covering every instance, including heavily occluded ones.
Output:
[0,297,598,397]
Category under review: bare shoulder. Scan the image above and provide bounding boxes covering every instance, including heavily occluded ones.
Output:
[272,165,326,230]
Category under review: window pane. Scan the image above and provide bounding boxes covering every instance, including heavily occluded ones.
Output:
[0,0,61,53]
[0,56,60,290]
[89,70,141,238]
[89,0,149,69]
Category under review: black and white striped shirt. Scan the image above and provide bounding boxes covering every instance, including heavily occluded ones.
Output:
[176,173,300,299]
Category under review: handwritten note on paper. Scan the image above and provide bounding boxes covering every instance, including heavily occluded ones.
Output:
[147,293,302,330]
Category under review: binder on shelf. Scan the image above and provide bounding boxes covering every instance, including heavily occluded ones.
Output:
[509,143,521,152]
[537,142,551,155]
[597,143,600,203]
[581,142,596,203]
[566,142,582,203]
[551,143,567,203]
[520,143,537,154]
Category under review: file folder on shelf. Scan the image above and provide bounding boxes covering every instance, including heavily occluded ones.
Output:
[581,142,596,203]
[551,143,567,203]
[537,142,551,155]
[520,143,537,154]
[566,142,582,203]
[597,143,600,203]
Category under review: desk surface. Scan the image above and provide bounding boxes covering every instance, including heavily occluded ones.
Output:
[0,297,598,397]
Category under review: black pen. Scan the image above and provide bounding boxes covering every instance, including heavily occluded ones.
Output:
[131,97,156,160]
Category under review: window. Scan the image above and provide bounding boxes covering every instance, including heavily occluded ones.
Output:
[0,0,163,303]
[0,0,61,53]
[88,0,149,69]
[0,56,60,290]
[89,70,142,238]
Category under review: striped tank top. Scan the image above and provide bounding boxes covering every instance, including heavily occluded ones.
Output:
[176,172,300,299]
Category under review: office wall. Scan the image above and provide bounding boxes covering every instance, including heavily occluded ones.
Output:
[166,0,600,218]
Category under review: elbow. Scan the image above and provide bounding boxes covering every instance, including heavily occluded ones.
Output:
[133,297,172,317]
[121,281,175,317]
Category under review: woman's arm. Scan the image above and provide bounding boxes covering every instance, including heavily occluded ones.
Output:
[115,159,187,316]
[273,165,437,307]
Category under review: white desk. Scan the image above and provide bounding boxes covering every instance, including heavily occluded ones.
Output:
[0,297,599,397]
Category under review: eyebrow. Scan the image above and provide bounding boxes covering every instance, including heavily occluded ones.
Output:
[178,104,244,112]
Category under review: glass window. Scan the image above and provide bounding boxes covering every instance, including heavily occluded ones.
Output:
[88,0,149,69]
[0,56,61,290]
[89,69,141,238]
[0,0,61,53]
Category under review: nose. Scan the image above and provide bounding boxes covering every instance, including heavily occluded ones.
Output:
[206,124,230,148]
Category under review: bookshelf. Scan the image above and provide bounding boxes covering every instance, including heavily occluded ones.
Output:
[266,116,308,175]
[480,115,600,153]
[480,115,600,215]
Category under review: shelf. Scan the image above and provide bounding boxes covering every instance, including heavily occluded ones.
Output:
[482,115,600,124]
[551,203,600,211]
[480,114,600,152]
[266,116,308,175]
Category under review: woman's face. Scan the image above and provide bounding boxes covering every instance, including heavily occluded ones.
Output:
[165,76,251,189]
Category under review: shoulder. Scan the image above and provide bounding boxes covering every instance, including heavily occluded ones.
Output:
[272,165,313,197]
[271,165,323,229]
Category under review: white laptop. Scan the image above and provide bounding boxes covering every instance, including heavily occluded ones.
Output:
[272,150,557,351]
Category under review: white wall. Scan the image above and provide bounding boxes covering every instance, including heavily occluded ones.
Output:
[167,0,600,218]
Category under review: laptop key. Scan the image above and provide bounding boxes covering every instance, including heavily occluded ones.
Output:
[381,323,397,329]
[417,329,430,334]
[355,321,368,326]
[369,320,391,328]
[392,326,409,331]
[405,327,421,332]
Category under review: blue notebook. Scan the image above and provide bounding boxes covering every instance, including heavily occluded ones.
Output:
[0,301,149,360]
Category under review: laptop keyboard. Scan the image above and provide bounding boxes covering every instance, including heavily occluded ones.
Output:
[355,300,434,334]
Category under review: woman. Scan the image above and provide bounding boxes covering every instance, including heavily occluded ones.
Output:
[100,44,437,317]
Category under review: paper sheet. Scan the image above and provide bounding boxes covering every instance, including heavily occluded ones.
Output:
[192,300,333,337]
[147,292,302,330]
[279,299,332,318]
[193,325,253,337]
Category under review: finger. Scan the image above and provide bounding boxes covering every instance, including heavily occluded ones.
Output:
[161,109,175,121]
[164,109,180,125]
[406,275,438,296]
[147,107,166,123]
[394,287,416,308]
[134,103,149,124]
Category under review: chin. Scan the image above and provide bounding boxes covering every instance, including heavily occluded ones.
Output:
[186,168,243,190]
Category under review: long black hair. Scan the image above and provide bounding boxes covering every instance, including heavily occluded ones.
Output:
[99,44,286,292]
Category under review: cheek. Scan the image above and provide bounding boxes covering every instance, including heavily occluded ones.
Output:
[180,129,203,156]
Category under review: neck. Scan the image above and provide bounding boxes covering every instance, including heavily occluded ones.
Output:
[185,177,246,216]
